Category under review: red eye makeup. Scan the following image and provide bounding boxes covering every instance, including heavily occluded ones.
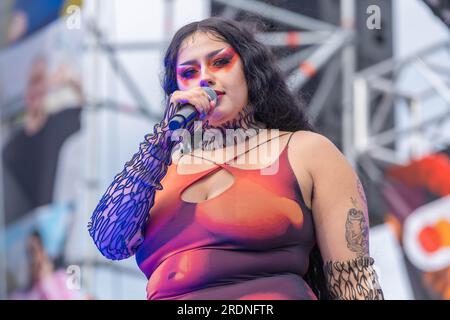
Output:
[208,47,238,72]
[176,47,238,86]
[177,64,200,86]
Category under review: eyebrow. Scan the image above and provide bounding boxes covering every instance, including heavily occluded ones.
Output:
[178,47,227,66]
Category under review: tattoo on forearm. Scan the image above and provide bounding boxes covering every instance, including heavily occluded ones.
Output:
[324,257,384,300]
[345,206,369,257]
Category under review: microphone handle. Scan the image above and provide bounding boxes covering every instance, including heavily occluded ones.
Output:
[168,103,198,131]
[168,87,217,131]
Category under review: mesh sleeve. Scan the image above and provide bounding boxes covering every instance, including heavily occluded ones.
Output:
[87,101,181,260]
[323,256,384,300]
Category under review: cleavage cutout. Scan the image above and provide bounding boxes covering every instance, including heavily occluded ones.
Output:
[180,168,235,203]
[178,132,292,204]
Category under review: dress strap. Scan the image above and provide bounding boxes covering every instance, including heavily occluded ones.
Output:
[225,132,292,164]
[286,131,296,149]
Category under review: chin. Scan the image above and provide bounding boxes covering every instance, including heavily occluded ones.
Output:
[206,109,230,126]
[211,105,241,124]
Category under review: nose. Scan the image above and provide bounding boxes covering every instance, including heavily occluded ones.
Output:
[200,79,214,87]
[199,68,215,87]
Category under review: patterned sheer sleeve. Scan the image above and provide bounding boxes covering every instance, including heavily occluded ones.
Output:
[87,100,182,260]
[324,256,384,300]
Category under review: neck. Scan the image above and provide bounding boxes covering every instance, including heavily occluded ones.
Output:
[198,105,267,150]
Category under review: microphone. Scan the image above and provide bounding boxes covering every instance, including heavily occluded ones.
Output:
[168,87,217,130]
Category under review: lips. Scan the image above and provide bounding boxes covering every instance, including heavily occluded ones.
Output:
[214,90,225,97]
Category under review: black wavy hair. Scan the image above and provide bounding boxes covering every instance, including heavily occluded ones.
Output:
[162,17,315,133]
[162,16,329,299]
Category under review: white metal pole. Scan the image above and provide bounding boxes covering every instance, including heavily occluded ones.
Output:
[164,0,175,42]
[341,0,356,163]
[82,0,102,297]
[0,67,7,300]
[354,77,369,157]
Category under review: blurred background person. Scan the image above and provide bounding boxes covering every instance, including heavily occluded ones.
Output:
[10,230,89,300]
[2,54,83,224]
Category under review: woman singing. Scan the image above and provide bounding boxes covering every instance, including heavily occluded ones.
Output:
[88,17,384,300]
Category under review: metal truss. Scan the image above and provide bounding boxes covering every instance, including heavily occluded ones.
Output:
[423,0,450,28]
[353,40,450,184]
[212,0,358,157]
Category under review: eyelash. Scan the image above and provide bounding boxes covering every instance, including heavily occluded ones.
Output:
[179,57,232,78]
[181,69,197,78]
[212,57,231,67]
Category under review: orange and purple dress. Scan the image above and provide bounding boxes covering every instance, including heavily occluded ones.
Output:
[135,132,318,299]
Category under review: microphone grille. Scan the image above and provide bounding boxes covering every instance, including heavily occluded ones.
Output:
[202,87,218,105]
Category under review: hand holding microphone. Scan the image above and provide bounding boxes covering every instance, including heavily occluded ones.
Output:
[168,87,218,130]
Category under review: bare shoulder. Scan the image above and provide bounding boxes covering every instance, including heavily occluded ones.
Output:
[283,130,334,209]
[288,130,345,166]
[288,130,339,153]
[286,130,355,210]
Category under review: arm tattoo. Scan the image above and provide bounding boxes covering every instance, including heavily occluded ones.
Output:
[324,257,384,300]
[345,206,370,257]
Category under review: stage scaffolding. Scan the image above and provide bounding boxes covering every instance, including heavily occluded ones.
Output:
[353,40,450,183]
[78,0,179,298]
